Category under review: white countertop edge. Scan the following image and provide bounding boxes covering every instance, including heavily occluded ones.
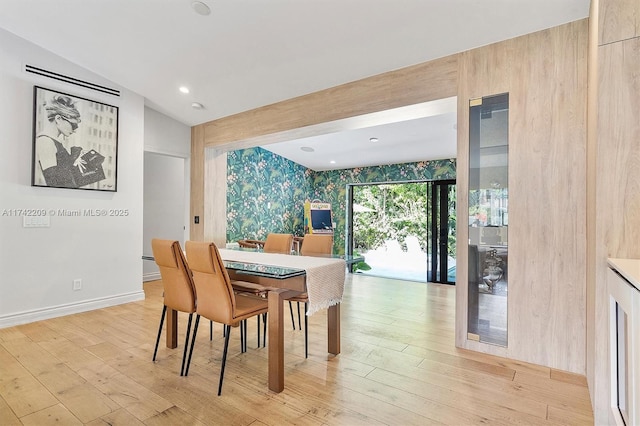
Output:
[608,258,640,292]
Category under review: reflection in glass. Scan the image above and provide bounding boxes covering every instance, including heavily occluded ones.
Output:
[224,261,305,279]
[468,93,509,347]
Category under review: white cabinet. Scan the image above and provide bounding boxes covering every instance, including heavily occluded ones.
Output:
[608,259,640,426]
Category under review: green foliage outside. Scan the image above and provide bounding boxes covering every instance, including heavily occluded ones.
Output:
[353,182,457,257]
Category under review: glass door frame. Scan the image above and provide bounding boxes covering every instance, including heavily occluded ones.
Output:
[429,179,456,284]
[346,179,456,282]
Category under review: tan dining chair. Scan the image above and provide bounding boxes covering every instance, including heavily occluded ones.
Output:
[237,239,265,249]
[233,237,286,347]
[289,234,334,358]
[262,233,294,254]
[234,232,294,347]
[184,241,269,395]
[151,239,197,376]
[233,232,293,342]
[293,236,304,254]
[300,234,334,256]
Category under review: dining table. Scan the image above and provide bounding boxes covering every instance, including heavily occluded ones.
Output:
[159,247,348,393]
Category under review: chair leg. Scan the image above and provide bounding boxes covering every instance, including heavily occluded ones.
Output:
[257,316,261,348]
[152,305,167,362]
[304,302,308,359]
[240,320,245,353]
[184,314,200,377]
[243,320,248,352]
[218,324,231,396]
[210,320,213,341]
[297,302,302,330]
[262,313,267,347]
[289,301,296,330]
[180,313,194,376]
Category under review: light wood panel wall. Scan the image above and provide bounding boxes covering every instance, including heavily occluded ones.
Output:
[190,125,205,241]
[591,2,640,418]
[599,0,639,44]
[456,20,589,374]
[509,20,588,374]
[585,0,599,409]
[204,148,227,247]
[191,20,590,376]
[200,55,459,148]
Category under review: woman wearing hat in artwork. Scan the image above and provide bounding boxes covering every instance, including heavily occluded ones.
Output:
[34,94,86,188]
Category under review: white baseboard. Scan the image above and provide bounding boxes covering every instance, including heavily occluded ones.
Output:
[0,291,145,329]
[143,272,161,282]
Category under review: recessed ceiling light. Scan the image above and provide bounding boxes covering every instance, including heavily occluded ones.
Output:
[330,160,336,164]
[369,137,379,142]
[191,102,204,109]
[191,1,211,16]
[300,146,314,152]
[179,86,189,94]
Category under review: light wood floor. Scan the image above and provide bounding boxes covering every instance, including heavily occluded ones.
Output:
[0,274,593,425]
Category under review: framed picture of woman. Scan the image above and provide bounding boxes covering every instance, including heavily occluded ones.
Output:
[31,86,119,191]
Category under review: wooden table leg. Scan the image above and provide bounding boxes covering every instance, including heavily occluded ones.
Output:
[268,289,298,392]
[328,303,340,355]
[268,290,284,392]
[166,308,178,349]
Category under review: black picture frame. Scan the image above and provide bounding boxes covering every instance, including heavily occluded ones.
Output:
[31,86,119,191]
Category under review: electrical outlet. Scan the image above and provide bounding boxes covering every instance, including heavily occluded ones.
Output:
[73,279,82,291]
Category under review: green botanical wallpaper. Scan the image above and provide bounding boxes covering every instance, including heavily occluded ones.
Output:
[227,147,456,253]
[227,148,309,240]
[307,161,456,254]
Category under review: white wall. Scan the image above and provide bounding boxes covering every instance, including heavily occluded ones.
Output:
[143,107,190,158]
[0,28,145,326]
[142,107,191,280]
[142,152,187,280]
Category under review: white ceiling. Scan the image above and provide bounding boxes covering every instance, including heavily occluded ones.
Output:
[0,0,589,170]
[264,97,458,171]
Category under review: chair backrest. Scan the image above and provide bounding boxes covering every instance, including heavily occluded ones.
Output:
[263,233,293,254]
[237,239,264,249]
[151,239,196,313]
[185,241,235,324]
[300,234,333,256]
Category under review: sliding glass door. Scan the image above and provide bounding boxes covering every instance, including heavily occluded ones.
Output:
[347,180,456,283]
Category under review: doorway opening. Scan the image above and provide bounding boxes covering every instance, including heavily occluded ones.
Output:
[347,180,456,283]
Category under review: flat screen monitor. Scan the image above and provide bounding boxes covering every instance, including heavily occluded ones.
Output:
[311,209,332,230]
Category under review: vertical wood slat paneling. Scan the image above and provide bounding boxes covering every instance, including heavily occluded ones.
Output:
[508,20,588,373]
[596,38,640,258]
[190,125,205,241]
[454,57,470,352]
[599,0,639,45]
[457,20,588,374]
[594,36,640,422]
[585,0,600,408]
[204,149,227,248]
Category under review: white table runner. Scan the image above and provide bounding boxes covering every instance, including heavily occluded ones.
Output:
[218,248,346,315]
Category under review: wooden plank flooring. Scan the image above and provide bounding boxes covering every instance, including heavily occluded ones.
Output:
[0,274,593,425]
